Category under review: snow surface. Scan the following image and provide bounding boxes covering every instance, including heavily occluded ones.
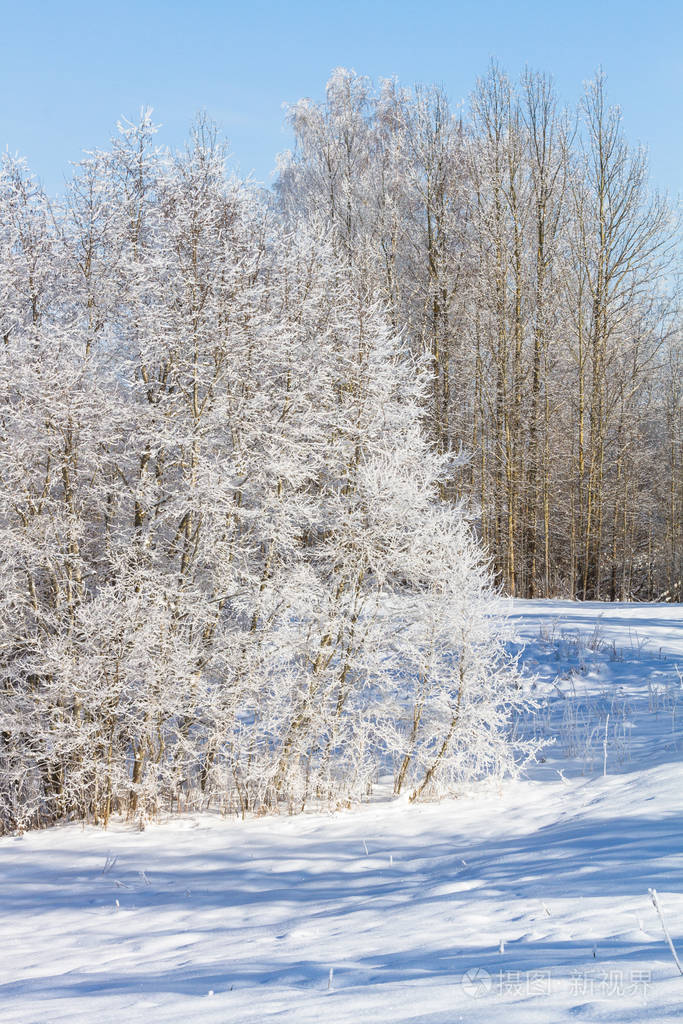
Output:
[2,599,683,1023]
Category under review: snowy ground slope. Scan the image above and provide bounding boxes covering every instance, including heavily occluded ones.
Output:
[1,600,682,1024]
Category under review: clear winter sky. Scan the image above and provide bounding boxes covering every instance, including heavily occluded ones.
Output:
[2,0,682,197]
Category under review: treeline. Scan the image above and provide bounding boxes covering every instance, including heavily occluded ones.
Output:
[277,66,681,601]
[0,114,534,832]
[0,63,679,833]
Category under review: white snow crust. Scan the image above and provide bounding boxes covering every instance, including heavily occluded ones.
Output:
[2,599,682,1023]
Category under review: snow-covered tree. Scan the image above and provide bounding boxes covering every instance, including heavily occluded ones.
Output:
[0,113,534,831]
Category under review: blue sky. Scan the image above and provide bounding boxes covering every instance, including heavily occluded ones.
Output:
[2,0,681,196]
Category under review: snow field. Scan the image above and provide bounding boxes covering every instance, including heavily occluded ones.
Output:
[1,599,682,1023]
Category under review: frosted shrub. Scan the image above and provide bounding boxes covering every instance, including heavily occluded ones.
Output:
[0,120,535,832]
